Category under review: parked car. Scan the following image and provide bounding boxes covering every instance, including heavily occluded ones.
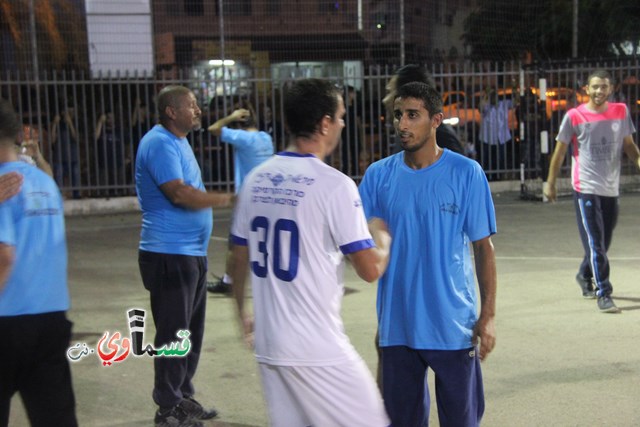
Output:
[529,87,589,119]
[442,91,481,128]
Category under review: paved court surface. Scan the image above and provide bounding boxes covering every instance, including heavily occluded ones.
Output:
[8,191,640,426]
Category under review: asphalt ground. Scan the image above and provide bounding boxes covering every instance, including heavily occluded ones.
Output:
[8,191,640,427]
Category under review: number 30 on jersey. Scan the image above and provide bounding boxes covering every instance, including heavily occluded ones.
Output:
[250,216,299,282]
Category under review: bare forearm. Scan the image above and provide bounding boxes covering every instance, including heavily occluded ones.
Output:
[94,122,104,141]
[473,238,497,319]
[348,232,391,282]
[161,181,232,210]
[546,143,567,184]
[178,188,230,209]
[208,118,233,136]
[230,245,254,347]
[230,246,250,317]
[0,245,15,292]
[208,109,249,136]
[623,137,640,169]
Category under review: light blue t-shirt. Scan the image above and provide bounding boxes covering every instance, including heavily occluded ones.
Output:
[220,127,274,193]
[359,150,497,350]
[135,125,213,256]
[0,162,69,316]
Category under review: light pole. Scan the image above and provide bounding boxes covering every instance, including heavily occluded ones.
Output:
[572,0,578,58]
[29,0,43,140]
[400,0,405,66]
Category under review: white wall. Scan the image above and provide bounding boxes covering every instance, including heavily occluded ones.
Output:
[86,0,154,77]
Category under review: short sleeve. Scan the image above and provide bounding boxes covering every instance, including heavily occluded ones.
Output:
[358,167,379,221]
[221,127,251,150]
[463,163,497,242]
[146,140,184,186]
[622,105,636,137]
[556,111,575,144]
[326,178,374,255]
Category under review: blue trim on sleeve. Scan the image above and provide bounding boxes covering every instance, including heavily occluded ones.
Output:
[230,234,248,246]
[340,239,375,255]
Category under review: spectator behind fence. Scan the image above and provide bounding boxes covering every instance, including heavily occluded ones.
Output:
[49,104,80,198]
[258,102,284,149]
[544,69,640,313]
[130,97,151,158]
[230,78,391,426]
[0,98,78,427]
[360,82,497,426]
[17,129,53,178]
[206,103,274,295]
[135,85,233,427]
[479,87,513,179]
[340,84,365,176]
[95,111,125,196]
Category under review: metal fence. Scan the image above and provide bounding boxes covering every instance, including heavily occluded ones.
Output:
[2,59,639,199]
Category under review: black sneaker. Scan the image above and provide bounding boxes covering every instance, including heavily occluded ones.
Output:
[206,279,232,295]
[179,396,218,420]
[154,405,203,427]
[575,274,596,299]
[597,295,620,313]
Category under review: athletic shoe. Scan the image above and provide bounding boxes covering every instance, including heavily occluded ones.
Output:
[597,295,620,313]
[154,405,203,427]
[575,274,596,299]
[206,279,232,295]
[179,396,218,420]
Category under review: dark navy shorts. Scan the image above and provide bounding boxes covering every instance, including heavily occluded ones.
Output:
[381,345,484,427]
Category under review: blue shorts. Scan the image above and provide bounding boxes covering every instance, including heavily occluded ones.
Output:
[381,345,484,427]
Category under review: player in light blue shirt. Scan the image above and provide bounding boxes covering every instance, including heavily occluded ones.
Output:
[359,82,497,427]
[0,99,77,426]
[206,104,274,294]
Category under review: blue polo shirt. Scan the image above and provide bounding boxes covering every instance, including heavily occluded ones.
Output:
[135,125,213,256]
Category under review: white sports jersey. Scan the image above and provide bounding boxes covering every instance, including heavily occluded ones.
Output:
[556,103,635,197]
[231,152,374,366]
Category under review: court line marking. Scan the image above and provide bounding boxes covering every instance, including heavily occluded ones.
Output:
[497,256,639,261]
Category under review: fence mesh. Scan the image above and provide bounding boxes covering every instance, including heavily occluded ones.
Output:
[1,1,639,199]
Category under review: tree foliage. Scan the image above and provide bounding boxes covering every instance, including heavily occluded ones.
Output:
[463,0,640,60]
[0,0,88,72]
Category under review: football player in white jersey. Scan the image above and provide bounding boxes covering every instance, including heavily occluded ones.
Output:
[229,78,391,427]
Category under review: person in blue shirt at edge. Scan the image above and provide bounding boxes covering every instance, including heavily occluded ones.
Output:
[359,81,497,427]
[0,98,78,427]
[206,101,274,295]
[135,85,233,427]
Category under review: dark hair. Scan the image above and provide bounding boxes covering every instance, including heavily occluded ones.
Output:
[396,82,443,117]
[284,79,340,138]
[157,85,192,124]
[587,70,612,86]
[0,98,21,145]
[395,64,437,89]
[230,99,257,129]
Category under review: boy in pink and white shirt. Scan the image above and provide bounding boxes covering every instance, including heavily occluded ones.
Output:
[545,70,640,313]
